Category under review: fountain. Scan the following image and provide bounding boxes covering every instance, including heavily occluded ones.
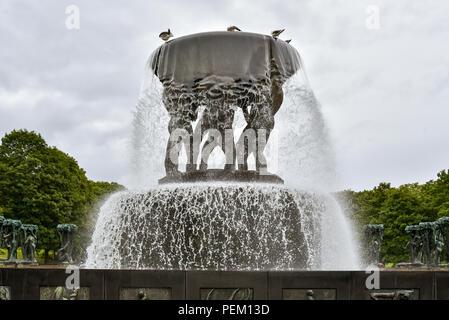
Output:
[86,31,360,271]
[2,31,447,302]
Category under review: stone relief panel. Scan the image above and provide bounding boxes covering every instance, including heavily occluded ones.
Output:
[200,288,254,300]
[367,289,419,300]
[282,289,336,300]
[40,286,90,300]
[0,286,11,300]
[119,288,172,300]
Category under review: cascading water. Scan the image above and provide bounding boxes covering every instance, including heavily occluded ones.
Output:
[86,31,361,270]
[87,184,324,270]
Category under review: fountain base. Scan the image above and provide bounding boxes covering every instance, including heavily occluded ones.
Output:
[86,184,325,270]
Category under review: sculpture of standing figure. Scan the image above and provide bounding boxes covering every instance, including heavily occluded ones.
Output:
[404,225,422,264]
[20,224,38,264]
[196,76,237,172]
[363,224,384,266]
[163,90,198,176]
[418,222,434,266]
[2,219,22,263]
[437,217,449,262]
[237,61,284,174]
[432,220,447,266]
[198,101,236,172]
[237,93,274,173]
[57,224,78,264]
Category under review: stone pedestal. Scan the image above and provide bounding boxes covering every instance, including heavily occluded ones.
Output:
[159,169,284,184]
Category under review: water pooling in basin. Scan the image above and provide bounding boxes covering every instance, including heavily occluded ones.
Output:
[86,31,361,270]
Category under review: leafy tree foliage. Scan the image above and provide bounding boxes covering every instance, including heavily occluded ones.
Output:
[339,170,449,264]
[0,130,124,261]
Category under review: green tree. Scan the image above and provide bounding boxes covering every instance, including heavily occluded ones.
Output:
[377,184,430,263]
[340,171,449,265]
[423,170,449,218]
[0,130,91,261]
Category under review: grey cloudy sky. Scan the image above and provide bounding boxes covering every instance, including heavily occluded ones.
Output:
[1,0,448,191]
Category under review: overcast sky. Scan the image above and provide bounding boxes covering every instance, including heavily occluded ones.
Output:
[1,0,448,191]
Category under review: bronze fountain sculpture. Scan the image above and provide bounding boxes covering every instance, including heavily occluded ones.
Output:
[150,31,300,184]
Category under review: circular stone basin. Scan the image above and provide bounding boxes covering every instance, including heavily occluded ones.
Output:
[86,184,325,270]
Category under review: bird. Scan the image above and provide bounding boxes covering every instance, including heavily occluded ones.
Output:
[271,29,285,39]
[227,26,242,32]
[159,29,173,42]
[285,39,292,44]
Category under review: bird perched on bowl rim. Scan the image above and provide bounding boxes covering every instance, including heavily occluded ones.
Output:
[271,29,285,39]
[285,39,292,44]
[227,26,242,32]
[159,29,173,42]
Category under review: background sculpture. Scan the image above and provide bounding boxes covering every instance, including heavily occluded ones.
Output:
[418,222,434,266]
[404,225,423,265]
[0,218,38,265]
[0,219,78,265]
[363,224,384,265]
[437,217,449,263]
[431,221,444,266]
[57,224,78,264]
[402,219,449,267]
[2,219,22,264]
[20,224,38,264]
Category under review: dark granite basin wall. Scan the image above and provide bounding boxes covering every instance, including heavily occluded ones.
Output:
[0,269,448,300]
